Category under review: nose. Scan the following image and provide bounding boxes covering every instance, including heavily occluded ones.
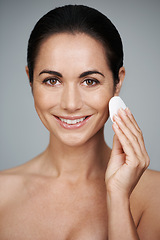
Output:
[60,84,83,112]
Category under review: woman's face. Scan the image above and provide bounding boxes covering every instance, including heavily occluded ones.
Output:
[29,33,123,146]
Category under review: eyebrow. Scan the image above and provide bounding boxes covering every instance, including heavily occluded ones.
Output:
[79,70,105,78]
[39,69,105,78]
[39,70,62,77]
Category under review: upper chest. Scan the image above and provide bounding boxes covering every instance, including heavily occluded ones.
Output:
[0,178,143,240]
[0,179,109,240]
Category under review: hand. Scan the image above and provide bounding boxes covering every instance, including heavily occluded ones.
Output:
[105,107,150,197]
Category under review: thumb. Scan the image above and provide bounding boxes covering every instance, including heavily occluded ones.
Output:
[111,134,124,157]
[105,134,125,182]
[110,134,125,167]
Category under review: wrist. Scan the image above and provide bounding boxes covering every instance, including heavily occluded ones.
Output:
[107,191,130,209]
[107,191,139,240]
[106,183,131,200]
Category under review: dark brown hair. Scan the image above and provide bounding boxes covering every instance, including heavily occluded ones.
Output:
[27,5,124,86]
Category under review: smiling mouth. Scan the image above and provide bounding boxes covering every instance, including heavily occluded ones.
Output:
[57,115,91,125]
[54,115,91,129]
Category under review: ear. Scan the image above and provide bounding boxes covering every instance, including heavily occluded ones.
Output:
[25,66,32,88]
[114,67,125,96]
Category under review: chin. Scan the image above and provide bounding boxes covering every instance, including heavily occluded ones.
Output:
[59,134,90,147]
[54,126,104,148]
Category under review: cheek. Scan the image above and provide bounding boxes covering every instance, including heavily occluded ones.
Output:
[33,88,59,113]
[83,89,112,114]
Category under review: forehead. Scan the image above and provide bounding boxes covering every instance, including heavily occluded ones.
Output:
[34,32,110,74]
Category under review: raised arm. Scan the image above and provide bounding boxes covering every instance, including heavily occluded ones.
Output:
[105,107,150,239]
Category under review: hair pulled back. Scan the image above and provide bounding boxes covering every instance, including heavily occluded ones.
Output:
[27,5,124,86]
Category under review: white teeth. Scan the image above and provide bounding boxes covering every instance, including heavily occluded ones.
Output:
[59,117,86,125]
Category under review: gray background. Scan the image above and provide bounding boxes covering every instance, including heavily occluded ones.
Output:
[0,0,160,171]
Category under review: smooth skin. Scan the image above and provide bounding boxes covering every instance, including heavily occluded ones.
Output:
[0,33,160,239]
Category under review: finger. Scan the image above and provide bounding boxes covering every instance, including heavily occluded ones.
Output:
[118,108,141,136]
[113,114,143,159]
[114,112,149,168]
[112,122,137,160]
[125,108,141,132]
[113,122,149,173]
[117,108,146,154]
[111,134,124,156]
[124,108,148,155]
[106,134,125,180]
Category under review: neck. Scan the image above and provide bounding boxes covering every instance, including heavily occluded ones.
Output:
[41,128,111,181]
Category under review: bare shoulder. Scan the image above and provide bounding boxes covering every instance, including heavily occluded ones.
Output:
[0,168,22,212]
[138,168,160,200]
[132,169,160,209]
[0,166,25,189]
[135,169,160,239]
[143,168,160,184]
[0,154,44,208]
[0,165,28,206]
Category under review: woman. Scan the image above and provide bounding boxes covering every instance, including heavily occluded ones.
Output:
[0,4,160,239]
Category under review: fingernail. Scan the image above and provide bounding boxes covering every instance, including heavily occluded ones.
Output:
[114,114,121,121]
[120,108,126,115]
[113,122,119,129]
[126,107,132,115]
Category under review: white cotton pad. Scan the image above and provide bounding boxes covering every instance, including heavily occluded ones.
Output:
[109,96,127,122]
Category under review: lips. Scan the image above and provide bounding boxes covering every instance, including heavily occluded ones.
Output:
[54,115,91,129]
[59,116,86,125]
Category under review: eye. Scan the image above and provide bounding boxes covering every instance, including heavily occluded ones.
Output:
[42,78,61,86]
[82,79,100,86]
